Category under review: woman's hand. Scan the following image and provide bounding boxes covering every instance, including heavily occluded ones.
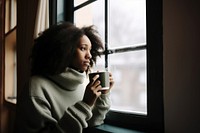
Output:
[83,74,102,107]
[101,72,114,94]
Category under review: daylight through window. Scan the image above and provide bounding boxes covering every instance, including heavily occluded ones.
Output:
[73,0,147,114]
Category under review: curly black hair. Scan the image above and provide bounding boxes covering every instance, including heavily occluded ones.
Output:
[30,22,104,76]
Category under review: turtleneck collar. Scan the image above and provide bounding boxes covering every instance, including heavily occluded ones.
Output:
[46,67,86,91]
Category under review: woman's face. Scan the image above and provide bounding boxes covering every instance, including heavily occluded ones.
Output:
[71,35,92,72]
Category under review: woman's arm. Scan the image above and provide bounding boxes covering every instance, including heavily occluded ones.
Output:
[87,93,111,127]
[16,95,93,133]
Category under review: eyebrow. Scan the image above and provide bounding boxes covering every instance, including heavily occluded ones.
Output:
[79,43,92,49]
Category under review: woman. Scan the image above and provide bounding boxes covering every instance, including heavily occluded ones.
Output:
[15,22,114,133]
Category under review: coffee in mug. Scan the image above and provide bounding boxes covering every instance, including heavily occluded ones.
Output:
[89,71,109,90]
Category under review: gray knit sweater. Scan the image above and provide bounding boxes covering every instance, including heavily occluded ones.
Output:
[16,68,111,133]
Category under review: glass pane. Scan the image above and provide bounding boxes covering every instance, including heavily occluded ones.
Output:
[74,0,88,7]
[5,0,17,33]
[57,0,65,22]
[5,0,17,104]
[108,50,147,114]
[74,0,105,42]
[91,55,106,72]
[109,0,146,48]
[5,26,17,103]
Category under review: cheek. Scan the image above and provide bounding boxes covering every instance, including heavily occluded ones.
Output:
[73,53,83,65]
[76,51,85,60]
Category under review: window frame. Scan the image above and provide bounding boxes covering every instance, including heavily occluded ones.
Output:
[4,0,17,103]
[51,0,164,132]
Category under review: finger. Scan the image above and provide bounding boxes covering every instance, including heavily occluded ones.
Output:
[90,84,102,98]
[109,76,113,81]
[89,74,99,85]
[96,90,102,96]
[109,72,112,77]
[93,80,101,88]
[109,73,114,82]
[88,79,101,92]
[109,73,114,89]
[93,80,103,92]
[92,74,99,82]
[96,85,103,94]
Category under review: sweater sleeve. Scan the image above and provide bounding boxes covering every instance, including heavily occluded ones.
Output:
[36,98,93,133]
[16,95,93,133]
[87,93,111,127]
[59,101,93,131]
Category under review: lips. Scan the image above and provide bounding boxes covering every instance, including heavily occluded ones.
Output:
[83,61,90,66]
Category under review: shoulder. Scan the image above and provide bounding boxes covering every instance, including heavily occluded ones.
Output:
[30,76,50,89]
[30,75,48,84]
[17,76,52,106]
[29,76,53,97]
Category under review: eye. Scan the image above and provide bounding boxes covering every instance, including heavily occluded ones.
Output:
[80,47,86,51]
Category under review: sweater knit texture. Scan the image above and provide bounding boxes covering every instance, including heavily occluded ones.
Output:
[16,67,111,133]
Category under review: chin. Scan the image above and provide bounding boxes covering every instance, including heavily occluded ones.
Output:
[81,66,89,72]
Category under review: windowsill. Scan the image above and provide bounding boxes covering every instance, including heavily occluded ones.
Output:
[85,124,146,133]
[4,97,16,110]
[5,96,17,104]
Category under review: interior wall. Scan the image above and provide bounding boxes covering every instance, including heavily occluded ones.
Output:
[163,0,200,132]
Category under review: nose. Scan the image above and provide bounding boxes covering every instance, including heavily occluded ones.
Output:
[86,50,92,59]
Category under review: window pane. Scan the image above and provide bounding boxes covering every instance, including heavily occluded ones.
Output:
[5,0,17,33]
[108,50,147,114]
[57,0,65,22]
[92,55,106,72]
[109,0,146,48]
[74,0,88,7]
[74,0,105,42]
[5,0,17,104]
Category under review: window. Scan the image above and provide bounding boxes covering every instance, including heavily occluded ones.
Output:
[6,0,50,104]
[53,0,164,132]
[5,0,17,103]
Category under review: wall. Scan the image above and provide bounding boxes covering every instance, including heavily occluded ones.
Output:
[163,0,200,132]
